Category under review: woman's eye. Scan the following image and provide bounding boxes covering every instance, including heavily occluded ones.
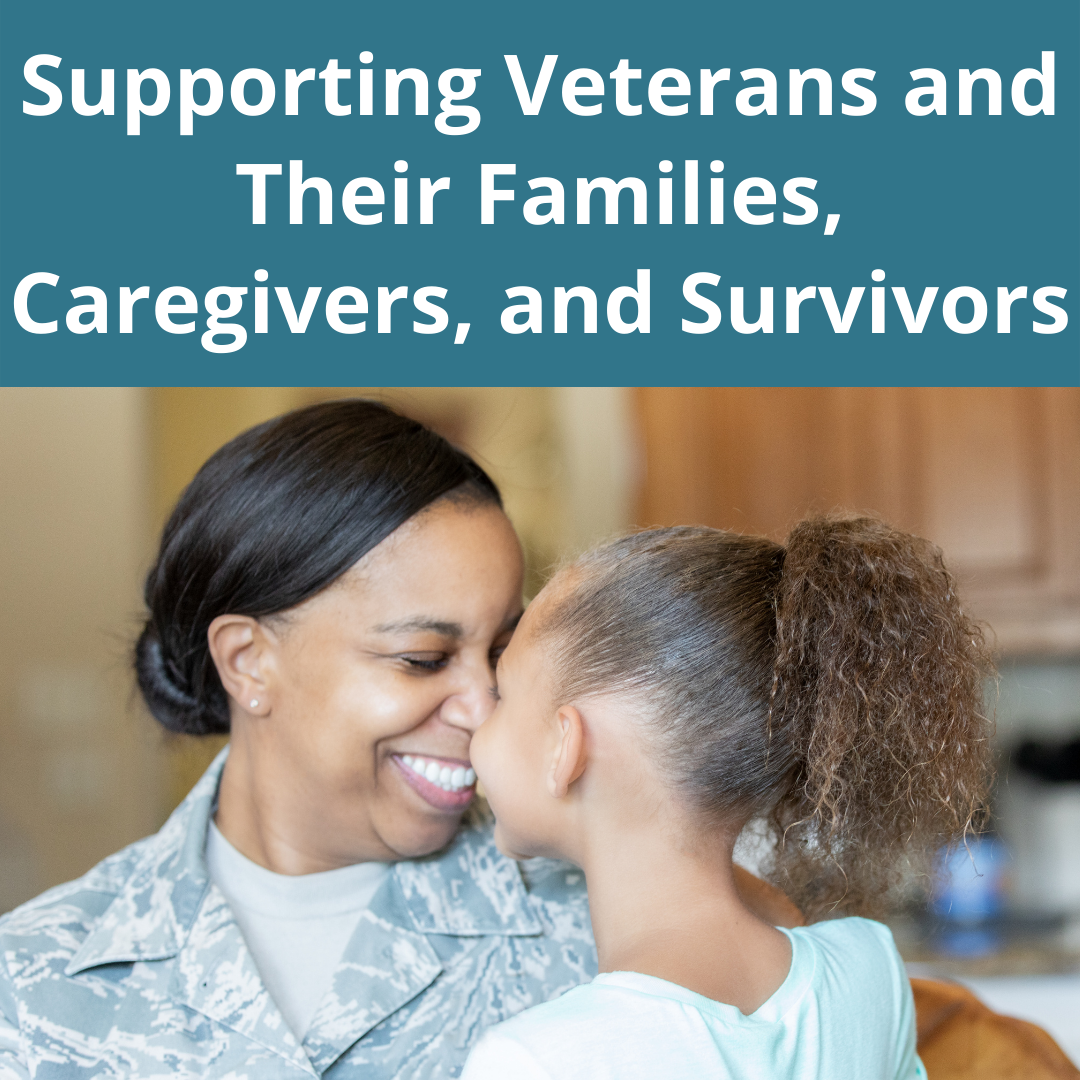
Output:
[401,654,449,672]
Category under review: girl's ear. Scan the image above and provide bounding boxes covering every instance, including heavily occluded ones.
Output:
[548,705,587,798]
[207,614,274,717]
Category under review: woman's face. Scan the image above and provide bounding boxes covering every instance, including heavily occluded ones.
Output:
[231,499,524,864]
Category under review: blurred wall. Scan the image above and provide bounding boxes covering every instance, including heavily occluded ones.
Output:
[553,387,638,555]
[0,388,162,912]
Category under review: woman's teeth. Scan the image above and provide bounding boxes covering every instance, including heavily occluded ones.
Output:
[402,755,476,792]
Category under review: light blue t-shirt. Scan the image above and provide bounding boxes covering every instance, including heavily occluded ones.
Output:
[461,917,926,1080]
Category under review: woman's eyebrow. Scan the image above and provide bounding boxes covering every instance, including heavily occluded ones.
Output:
[372,617,464,638]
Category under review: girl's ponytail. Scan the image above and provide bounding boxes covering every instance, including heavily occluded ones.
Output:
[767,515,995,919]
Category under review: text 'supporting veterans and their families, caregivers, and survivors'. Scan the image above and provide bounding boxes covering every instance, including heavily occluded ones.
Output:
[1,0,1076,385]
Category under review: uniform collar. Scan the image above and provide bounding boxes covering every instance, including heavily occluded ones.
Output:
[65,746,543,1075]
[66,744,226,975]
[392,809,543,937]
[301,813,543,1073]
[65,750,321,1070]
[68,748,541,974]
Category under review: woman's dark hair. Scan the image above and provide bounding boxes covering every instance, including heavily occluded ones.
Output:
[537,516,994,920]
[135,398,502,735]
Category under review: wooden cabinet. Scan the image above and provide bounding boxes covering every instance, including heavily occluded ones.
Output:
[634,388,1080,656]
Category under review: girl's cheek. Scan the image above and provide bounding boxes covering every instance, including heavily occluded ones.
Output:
[468,721,495,786]
[478,728,519,813]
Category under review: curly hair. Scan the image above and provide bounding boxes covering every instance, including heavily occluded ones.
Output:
[537,516,994,920]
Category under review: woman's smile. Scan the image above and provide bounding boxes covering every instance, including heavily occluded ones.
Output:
[393,753,477,810]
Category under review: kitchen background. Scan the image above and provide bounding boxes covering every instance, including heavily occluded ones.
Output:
[1,387,1078,1058]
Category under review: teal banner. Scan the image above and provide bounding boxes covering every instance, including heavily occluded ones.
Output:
[1,0,1077,384]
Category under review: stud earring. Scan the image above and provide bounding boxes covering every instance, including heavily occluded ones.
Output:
[250,699,259,709]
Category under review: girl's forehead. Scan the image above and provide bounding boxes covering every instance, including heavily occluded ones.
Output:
[519,576,568,636]
[532,563,585,609]
[511,569,584,663]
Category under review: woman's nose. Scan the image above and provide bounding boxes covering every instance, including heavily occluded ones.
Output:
[439,659,496,733]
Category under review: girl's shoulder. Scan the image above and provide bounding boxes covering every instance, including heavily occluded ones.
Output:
[460,979,673,1080]
[785,916,908,992]
[462,918,920,1080]
[782,917,920,1076]
[791,913,900,947]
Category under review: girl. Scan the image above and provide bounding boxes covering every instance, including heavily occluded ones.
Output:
[464,517,993,1079]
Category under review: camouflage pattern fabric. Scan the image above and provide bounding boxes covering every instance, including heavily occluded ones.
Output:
[0,751,596,1078]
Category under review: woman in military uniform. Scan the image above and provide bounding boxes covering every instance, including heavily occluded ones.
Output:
[0,399,786,1080]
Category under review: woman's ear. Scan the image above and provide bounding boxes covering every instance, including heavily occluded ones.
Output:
[548,705,587,799]
[207,614,274,716]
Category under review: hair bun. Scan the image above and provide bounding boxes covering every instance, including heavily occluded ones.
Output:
[134,623,228,735]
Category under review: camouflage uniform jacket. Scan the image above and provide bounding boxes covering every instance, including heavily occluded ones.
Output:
[0,751,596,1079]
